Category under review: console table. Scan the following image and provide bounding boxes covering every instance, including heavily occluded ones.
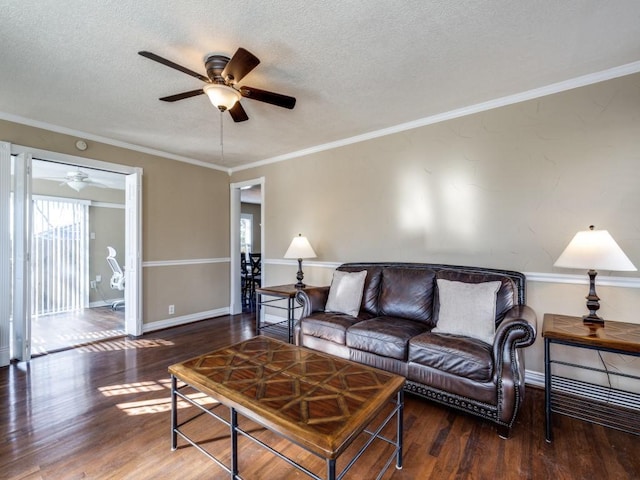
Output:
[255,284,309,343]
[543,313,640,442]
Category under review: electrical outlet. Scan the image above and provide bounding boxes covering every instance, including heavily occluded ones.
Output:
[90,280,97,289]
[169,304,175,315]
[96,274,101,283]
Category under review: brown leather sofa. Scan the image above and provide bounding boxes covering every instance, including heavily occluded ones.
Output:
[294,262,537,438]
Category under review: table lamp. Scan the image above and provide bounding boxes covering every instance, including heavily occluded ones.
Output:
[554,225,636,324]
[284,234,317,288]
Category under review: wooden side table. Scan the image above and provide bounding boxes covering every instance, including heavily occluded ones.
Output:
[255,284,310,343]
[543,313,640,442]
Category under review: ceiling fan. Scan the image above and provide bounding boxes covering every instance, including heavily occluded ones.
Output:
[47,170,108,192]
[138,47,296,122]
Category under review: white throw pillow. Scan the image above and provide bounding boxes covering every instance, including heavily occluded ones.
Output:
[432,279,502,344]
[325,270,367,317]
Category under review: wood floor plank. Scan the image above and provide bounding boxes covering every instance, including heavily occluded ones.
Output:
[1,313,639,479]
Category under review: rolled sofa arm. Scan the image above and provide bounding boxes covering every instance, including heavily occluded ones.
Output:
[492,304,538,427]
[493,305,537,356]
[295,286,330,318]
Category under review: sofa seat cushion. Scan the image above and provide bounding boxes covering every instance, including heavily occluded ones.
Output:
[300,313,362,344]
[346,317,429,360]
[408,332,493,382]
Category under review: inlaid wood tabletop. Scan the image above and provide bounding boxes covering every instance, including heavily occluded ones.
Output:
[169,336,405,459]
[542,313,640,354]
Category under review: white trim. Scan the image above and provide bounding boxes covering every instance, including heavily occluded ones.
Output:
[143,257,230,268]
[266,258,341,269]
[12,144,140,175]
[32,194,91,206]
[524,271,640,289]
[266,260,640,289]
[4,62,640,175]
[525,369,545,388]
[230,60,640,173]
[3,116,229,173]
[92,201,125,209]
[142,307,230,333]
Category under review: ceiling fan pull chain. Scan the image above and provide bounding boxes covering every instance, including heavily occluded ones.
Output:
[220,110,224,163]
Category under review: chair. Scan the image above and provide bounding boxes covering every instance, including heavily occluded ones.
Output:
[240,253,250,310]
[106,246,125,310]
[248,253,262,310]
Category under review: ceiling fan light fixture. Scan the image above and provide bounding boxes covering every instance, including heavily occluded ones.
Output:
[203,84,240,111]
[67,180,88,192]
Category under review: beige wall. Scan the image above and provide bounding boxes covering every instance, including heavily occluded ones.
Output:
[2,120,231,327]
[90,206,125,304]
[231,72,640,380]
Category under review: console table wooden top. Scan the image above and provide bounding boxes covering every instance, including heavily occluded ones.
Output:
[542,313,640,354]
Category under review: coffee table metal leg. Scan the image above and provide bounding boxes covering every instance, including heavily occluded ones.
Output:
[327,458,336,480]
[230,408,238,478]
[170,375,177,450]
[255,292,261,336]
[397,389,403,469]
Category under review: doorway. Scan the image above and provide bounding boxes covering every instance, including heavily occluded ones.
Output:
[230,178,264,315]
[0,143,142,363]
[30,159,127,354]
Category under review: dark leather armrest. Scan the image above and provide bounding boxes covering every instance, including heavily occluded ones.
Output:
[296,286,330,318]
[493,305,537,356]
[492,305,537,424]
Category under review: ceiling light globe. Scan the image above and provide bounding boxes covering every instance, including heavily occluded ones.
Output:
[203,84,241,111]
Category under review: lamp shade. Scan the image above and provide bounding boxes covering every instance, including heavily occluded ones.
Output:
[554,227,636,271]
[203,84,241,111]
[284,234,317,259]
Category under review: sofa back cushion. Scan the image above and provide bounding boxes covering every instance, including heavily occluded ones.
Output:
[434,269,517,324]
[379,267,436,325]
[337,265,383,315]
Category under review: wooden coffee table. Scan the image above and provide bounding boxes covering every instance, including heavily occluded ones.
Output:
[169,336,405,479]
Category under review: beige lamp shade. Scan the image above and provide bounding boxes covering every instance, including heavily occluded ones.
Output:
[554,227,636,271]
[284,234,317,259]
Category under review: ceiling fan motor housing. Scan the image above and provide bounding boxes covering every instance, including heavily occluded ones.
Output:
[205,55,231,83]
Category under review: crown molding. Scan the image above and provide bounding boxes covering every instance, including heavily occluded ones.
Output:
[231,60,640,173]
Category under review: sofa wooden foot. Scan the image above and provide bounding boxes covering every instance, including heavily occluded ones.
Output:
[497,425,511,439]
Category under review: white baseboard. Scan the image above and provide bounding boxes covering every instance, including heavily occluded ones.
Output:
[142,307,230,333]
[525,369,545,388]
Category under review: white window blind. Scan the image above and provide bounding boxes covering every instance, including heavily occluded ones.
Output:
[31,197,89,316]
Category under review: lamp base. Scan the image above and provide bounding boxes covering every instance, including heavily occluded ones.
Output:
[294,258,305,289]
[582,313,605,325]
[582,269,604,325]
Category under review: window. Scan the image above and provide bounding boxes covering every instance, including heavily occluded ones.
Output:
[31,197,89,316]
[240,213,253,255]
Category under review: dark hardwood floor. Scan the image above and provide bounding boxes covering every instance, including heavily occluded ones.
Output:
[1,314,639,479]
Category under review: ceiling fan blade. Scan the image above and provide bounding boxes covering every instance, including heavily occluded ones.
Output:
[228,102,249,122]
[159,89,205,102]
[239,86,296,109]
[138,51,209,82]
[221,48,260,84]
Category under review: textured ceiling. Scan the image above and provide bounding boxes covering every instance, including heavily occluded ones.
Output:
[2,1,640,171]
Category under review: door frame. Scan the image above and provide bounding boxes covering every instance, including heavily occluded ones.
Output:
[10,144,143,344]
[229,177,264,314]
